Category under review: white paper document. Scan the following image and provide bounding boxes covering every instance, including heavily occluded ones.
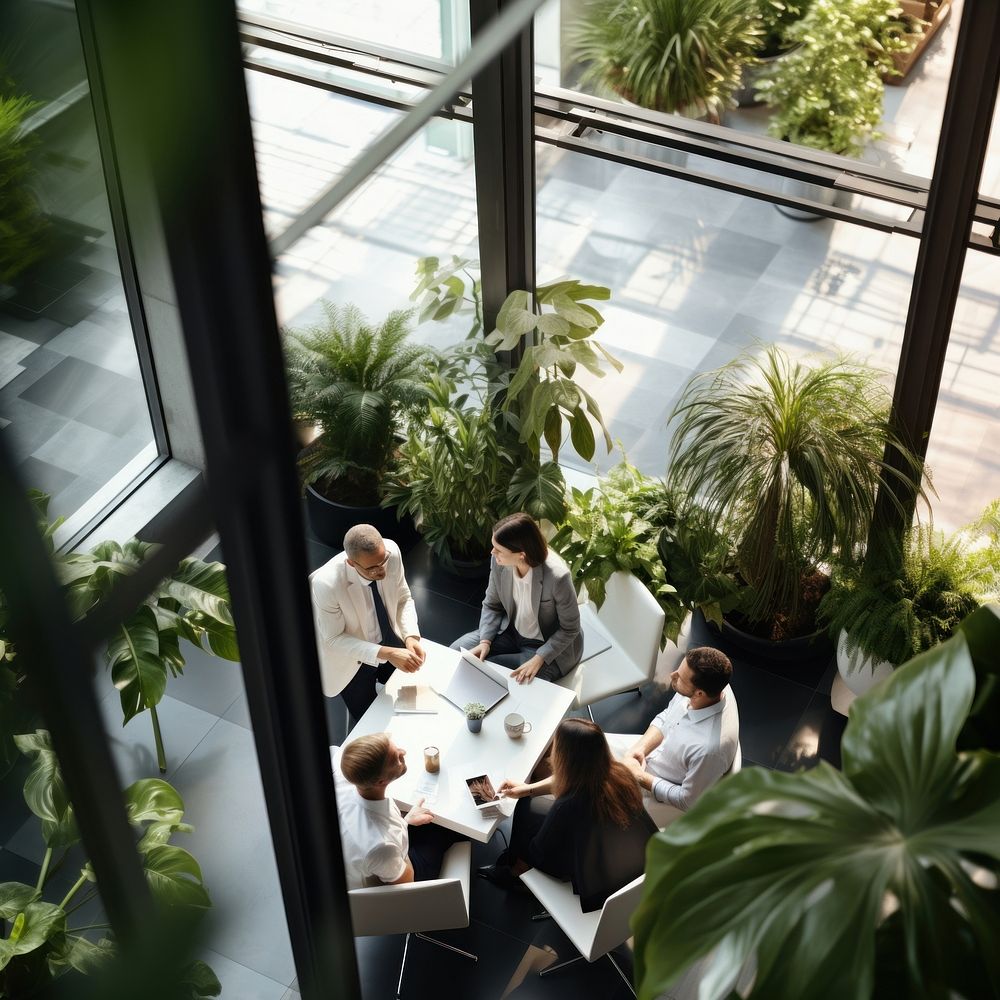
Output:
[393,684,440,714]
[440,649,509,715]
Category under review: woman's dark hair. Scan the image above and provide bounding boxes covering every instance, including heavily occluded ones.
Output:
[551,718,642,828]
[492,512,548,568]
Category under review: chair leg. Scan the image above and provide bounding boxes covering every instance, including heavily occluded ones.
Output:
[539,954,585,977]
[396,932,477,997]
[606,952,637,997]
[414,932,478,962]
[586,704,595,722]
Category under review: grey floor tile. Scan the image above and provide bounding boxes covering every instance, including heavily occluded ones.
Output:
[172,719,296,987]
[200,949,290,1000]
[166,643,245,719]
[16,455,77,496]
[222,694,252,731]
[20,356,133,421]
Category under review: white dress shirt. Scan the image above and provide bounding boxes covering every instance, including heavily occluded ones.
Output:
[644,686,739,811]
[332,751,409,888]
[347,564,389,653]
[511,566,542,640]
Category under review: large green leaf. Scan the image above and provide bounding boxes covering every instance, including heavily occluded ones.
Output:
[0,900,65,972]
[632,622,1000,1000]
[46,933,114,975]
[12,731,78,849]
[0,883,40,919]
[159,559,233,627]
[143,846,211,910]
[181,958,223,998]
[125,778,185,827]
[507,461,567,524]
[108,606,168,724]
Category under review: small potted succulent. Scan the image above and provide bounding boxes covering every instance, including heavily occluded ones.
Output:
[463,702,487,734]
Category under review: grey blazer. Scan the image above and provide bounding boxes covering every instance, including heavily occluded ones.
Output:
[478,553,584,677]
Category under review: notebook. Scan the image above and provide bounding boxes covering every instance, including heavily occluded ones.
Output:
[440,649,509,715]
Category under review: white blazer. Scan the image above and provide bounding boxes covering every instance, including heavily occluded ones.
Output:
[310,539,420,697]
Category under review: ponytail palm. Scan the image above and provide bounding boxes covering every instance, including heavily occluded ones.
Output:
[571,0,761,118]
[284,303,432,504]
[667,346,923,629]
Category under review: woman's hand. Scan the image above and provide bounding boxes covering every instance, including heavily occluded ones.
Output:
[498,780,532,799]
[469,640,492,660]
[511,654,544,685]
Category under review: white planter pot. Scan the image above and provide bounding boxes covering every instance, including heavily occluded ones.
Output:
[654,611,693,684]
[831,629,894,715]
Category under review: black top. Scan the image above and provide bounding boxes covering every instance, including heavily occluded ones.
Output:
[527,793,656,912]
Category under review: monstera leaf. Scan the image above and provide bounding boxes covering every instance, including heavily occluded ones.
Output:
[13,731,78,849]
[633,605,1000,1000]
[108,606,169,725]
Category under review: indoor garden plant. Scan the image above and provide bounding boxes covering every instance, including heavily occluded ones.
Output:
[632,601,1000,1000]
[283,301,433,546]
[735,0,815,106]
[666,344,923,647]
[0,730,218,999]
[820,501,1000,692]
[570,0,762,120]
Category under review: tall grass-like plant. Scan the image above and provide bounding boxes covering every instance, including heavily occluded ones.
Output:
[284,303,432,505]
[820,502,1000,667]
[571,0,762,118]
[667,345,923,634]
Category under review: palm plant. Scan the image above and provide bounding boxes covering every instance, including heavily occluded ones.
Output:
[820,502,1000,667]
[283,303,432,505]
[667,345,923,636]
[633,602,1000,1000]
[571,0,762,119]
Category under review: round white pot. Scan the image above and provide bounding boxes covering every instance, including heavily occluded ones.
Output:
[831,629,894,715]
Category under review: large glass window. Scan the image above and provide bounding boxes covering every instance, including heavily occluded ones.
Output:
[0,0,160,537]
[535,145,917,477]
[245,68,479,348]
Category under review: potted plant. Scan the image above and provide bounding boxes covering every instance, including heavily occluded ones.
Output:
[666,345,923,652]
[754,0,912,217]
[632,601,1000,1000]
[820,502,1000,701]
[734,0,815,107]
[551,458,691,649]
[283,302,433,547]
[887,1,952,83]
[570,0,762,121]
[463,702,486,733]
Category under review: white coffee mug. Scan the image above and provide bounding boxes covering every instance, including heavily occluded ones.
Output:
[504,712,532,739]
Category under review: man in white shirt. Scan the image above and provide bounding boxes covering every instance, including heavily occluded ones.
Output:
[333,734,462,888]
[311,524,426,721]
[611,647,739,826]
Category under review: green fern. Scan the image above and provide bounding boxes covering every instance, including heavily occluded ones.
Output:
[283,303,432,504]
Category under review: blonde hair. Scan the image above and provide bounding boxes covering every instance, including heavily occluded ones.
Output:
[340,733,391,787]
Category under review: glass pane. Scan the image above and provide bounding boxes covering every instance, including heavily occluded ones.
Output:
[535,145,916,477]
[542,0,960,182]
[923,249,1000,532]
[0,0,159,536]
[246,69,479,349]
[237,0,470,66]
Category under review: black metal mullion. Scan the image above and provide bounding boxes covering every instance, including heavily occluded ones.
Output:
[84,2,361,998]
[470,0,536,333]
[874,0,1000,538]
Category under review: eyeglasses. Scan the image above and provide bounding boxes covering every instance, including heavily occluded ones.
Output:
[354,553,391,574]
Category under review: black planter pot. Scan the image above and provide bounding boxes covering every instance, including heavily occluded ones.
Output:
[437,550,492,579]
[718,615,833,664]
[305,485,415,550]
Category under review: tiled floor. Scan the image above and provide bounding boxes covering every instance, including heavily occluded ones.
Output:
[0,515,846,1000]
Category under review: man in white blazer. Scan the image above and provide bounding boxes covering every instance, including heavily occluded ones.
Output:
[311,524,425,720]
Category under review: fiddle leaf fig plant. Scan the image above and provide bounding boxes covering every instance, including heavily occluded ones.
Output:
[2,730,219,998]
[632,603,1000,1000]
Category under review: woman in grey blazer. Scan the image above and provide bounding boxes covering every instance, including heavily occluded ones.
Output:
[451,512,583,684]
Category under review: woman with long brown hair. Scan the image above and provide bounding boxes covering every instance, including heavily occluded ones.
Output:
[480,717,656,911]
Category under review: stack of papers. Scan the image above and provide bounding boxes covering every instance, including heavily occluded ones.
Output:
[394,685,440,714]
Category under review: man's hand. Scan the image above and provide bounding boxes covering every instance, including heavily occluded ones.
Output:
[382,646,422,672]
[511,654,545,685]
[622,755,653,791]
[627,746,646,768]
[404,636,426,665]
[469,640,491,660]
[406,798,434,826]
[497,779,531,799]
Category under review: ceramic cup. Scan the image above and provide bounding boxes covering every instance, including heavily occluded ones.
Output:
[503,713,532,739]
[424,746,440,773]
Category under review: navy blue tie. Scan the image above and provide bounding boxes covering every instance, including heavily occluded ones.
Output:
[369,581,404,684]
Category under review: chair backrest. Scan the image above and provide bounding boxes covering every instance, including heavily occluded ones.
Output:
[589,874,646,962]
[724,742,742,778]
[596,572,664,678]
[348,842,471,937]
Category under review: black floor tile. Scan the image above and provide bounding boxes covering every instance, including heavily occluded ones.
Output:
[589,682,671,736]
[773,691,847,773]
[402,543,489,608]
[726,662,813,771]
[409,583,479,648]
[0,847,39,886]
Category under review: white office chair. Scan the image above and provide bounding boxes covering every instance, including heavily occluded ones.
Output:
[348,841,477,998]
[558,572,666,718]
[519,868,645,996]
[604,734,742,829]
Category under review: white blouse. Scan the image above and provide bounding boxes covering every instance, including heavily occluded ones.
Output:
[511,566,542,640]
